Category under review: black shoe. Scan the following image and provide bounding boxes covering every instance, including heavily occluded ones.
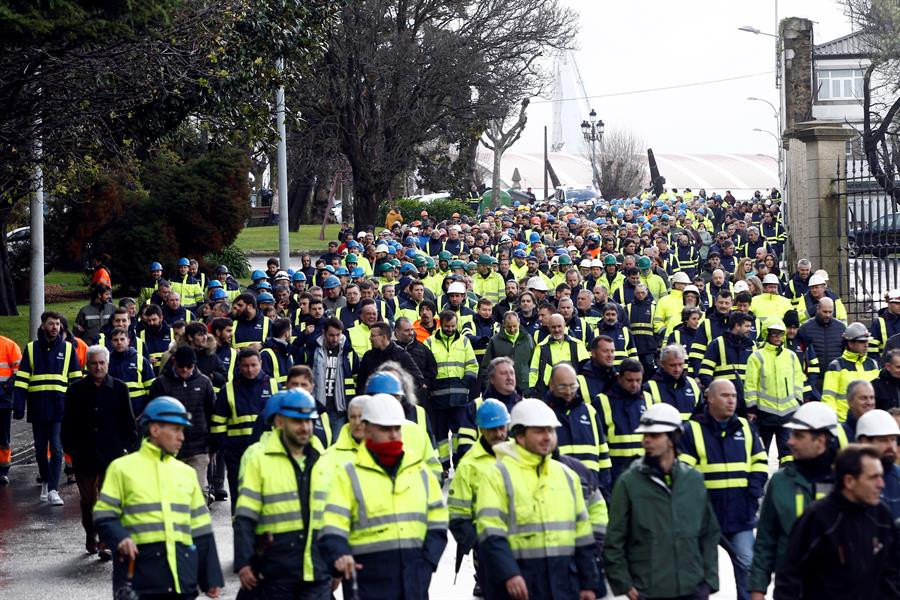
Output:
[36,476,43,484]
[213,488,228,501]
[98,549,113,562]
[67,474,76,485]
[86,537,98,555]
[472,582,482,597]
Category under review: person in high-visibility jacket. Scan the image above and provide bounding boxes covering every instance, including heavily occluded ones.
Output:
[595,359,659,483]
[688,291,733,374]
[425,310,478,472]
[604,403,720,600]
[472,254,505,303]
[595,305,637,367]
[597,254,624,296]
[797,273,847,324]
[544,363,613,497]
[233,388,331,598]
[625,284,659,375]
[748,403,841,599]
[138,304,174,372]
[654,271,689,334]
[93,397,224,598]
[644,344,702,421]
[344,300,378,359]
[107,327,155,416]
[170,257,205,307]
[867,289,900,358]
[318,393,448,600]
[822,323,880,422]
[259,317,293,389]
[679,379,769,600]
[637,255,668,301]
[699,312,757,416]
[210,347,279,510]
[475,398,601,600]
[231,293,271,350]
[745,319,809,464]
[750,274,793,329]
[13,311,83,504]
[530,313,590,395]
[448,399,510,597]
[0,334,22,484]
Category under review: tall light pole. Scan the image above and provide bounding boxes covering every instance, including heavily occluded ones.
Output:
[275,59,290,270]
[29,135,45,337]
[580,109,604,192]
[748,96,784,191]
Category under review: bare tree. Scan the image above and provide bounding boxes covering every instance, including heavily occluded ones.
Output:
[845,0,900,202]
[481,98,530,208]
[593,128,648,200]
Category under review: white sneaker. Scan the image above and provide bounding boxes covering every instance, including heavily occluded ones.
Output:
[48,490,64,506]
[40,483,49,502]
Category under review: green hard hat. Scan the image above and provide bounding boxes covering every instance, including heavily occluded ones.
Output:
[425,257,436,268]
[603,254,618,266]
[450,259,465,270]
[637,256,651,270]
[438,251,452,261]
[477,254,495,266]
[390,258,401,267]
[467,261,477,270]
[558,255,572,266]
[413,255,427,267]
[345,253,358,264]
[379,262,394,273]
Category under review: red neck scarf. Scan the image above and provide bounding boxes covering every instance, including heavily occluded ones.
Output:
[366,439,404,467]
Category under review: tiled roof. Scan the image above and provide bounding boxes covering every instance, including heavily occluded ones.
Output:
[814,31,873,57]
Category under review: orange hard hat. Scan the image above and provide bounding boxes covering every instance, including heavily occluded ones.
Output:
[531,216,541,224]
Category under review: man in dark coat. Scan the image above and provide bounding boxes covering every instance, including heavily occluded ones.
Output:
[61,345,138,559]
[356,321,426,398]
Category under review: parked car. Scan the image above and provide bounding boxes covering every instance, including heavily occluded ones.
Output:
[554,185,601,203]
[848,212,900,258]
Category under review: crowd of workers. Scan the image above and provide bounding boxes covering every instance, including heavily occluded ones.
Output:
[1,185,899,600]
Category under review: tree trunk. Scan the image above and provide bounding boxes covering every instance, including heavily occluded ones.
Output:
[0,206,19,316]
[352,177,388,232]
[287,177,307,231]
[491,147,503,208]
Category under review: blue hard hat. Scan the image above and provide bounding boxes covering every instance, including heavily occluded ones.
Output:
[595,218,606,225]
[516,242,526,250]
[322,276,341,290]
[650,216,659,223]
[251,270,267,281]
[405,248,418,258]
[547,215,556,223]
[637,216,646,223]
[177,257,190,267]
[256,281,272,290]
[272,389,319,421]
[350,267,365,278]
[401,263,417,274]
[642,223,652,230]
[555,247,569,256]
[207,279,223,289]
[149,261,163,272]
[292,271,306,282]
[513,201,520,207]
[677,210,686,217]
[476,398,510,429]
[404,236,417,247]
[335,267,350,277]
[347,240,360,250]
[257,292,275,303]
[513,249,526,258]
[323,265,335,274]
[365,372,404,396]
[568,217,578,225]
[141,396,192,428]
[210,289,228,301]
[529,232,541,243]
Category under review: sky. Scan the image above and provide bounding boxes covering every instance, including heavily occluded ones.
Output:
[512,0,853,157]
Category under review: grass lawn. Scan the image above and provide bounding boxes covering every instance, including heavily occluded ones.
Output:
[0,270,90,347]
[234,224,341,254]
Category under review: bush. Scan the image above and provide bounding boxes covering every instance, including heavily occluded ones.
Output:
[375,197,475,226]
[205,244,250,279]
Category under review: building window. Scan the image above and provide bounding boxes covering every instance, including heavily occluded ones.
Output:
[816,69,864,100]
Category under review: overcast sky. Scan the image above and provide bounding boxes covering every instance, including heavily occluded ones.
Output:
[513,0,853,156]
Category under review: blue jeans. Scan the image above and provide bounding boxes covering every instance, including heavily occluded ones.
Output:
[723,529,754,600]
[33,421,62,491]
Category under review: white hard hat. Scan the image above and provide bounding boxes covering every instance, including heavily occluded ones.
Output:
[450,225,462,232]
[509,398,561,429]
[274,270,290,281]
[888,289,900,303]
[733,280,750,293]
[357,231,367,239]
[683,285,700,295]
[591,259,604,268]
[579,259,592,268]
[855,409,900,440]
[814,269,829,281]
[671,272,691,285]
[375,244,390,254]
[527,276,549,291]
[766,319,786,332]
[447,282,467,294]
[784,402,839,433]
[808,274,827,287]
[762,274,780,286]
[362,393,406,427]
[843,322,871,342]
[634,403,682,433]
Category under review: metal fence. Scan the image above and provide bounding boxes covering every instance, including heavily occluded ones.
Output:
[834,154,900,324]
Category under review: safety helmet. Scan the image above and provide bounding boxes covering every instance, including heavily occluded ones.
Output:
[477,254,495,266]
[322,276,341,290]
[256,292,275,304]
[149,261,163,272]
[762,273,781,286]
[843,322,870,342]
[766,319,786,333]
[251,269,267,282]
[529,232,541,243]
[140,396,192,428]
[425,257,436,269]
[210,289,228,301]
[413,256,427,268]
[272,271,288,282]
[603,254,618,266]
[447,281,467,294]
[404,236,417,247]
[634,403,681,433]
[350,267,365,278]
[671,272,691,285]
[526,277,548,292]
[855,409,900,440]
[784,402,839,433]
[401,263,417,274]
[682,285,700,296]
[335,267,350,277]
[477,399,511,429]
[558,255,572,266]
[256,281,272,291]
[365,372,404,396]
[345,253,359,264]
[177,257,190,267]
[362,393,406,426]
[207,279,223,290]
[274,389,319,421]
[808,274,827,287]
[322,265,335,274]
[292,271,307,282]
[438,251,452,261]
[378,262,395,274]
[215,265,229,274]
[513,249,527,258]
[637,256,652,270]
[509,398,561,429]
[733,280,750,293]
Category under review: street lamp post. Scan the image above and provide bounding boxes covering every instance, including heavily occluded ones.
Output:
[581,109,604,192]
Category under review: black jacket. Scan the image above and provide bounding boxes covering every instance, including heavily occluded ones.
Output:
[61,375,138,471]
[873,368,900,411]
[796,316,846,379]
[396,338,437,393]
[774,491,899,600]
[357,342,426,401]
[148,367,215,458]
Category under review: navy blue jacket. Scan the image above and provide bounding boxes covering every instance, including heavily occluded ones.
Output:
[13,331,82,423]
